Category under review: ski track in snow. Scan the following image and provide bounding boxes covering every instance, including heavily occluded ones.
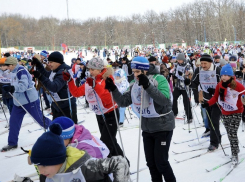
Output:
[0,52,245,182]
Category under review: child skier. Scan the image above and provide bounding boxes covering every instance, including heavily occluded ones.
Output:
[105,57,176,182]
[202,64,245,165]
[30,123,130,182]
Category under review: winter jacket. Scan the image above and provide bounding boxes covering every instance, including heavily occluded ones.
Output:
[37,63,76,112]
[173,62,192,90]
[120,59,134,82]
[111,64,175,133]
[0,69,12,99]
[208,79,245,115]
[70,125,107,159]
[191,64,221,100]
[51,146,129,182]
[68,68,117,114]
[10,64,38,106]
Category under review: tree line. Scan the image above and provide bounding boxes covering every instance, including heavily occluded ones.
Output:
[0,0,244,48]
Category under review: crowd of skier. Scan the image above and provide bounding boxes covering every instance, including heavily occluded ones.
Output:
[0,43,245,181]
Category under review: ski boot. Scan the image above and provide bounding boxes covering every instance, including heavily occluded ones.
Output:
[1,145,18,152]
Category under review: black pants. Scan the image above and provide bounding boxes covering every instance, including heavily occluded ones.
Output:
[192,88,199,104]
[172,88,192,120]
[52,104,78,124]
[143,131,176,182]
[206,104,221,147]
[96,108,124,157]
[242,105,245,122]
[43,91,50,108]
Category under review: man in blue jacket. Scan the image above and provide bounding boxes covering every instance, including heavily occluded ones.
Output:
[32,51,77,123]
[1,57,52,152]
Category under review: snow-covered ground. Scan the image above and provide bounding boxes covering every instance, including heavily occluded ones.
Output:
[0,52,245,182]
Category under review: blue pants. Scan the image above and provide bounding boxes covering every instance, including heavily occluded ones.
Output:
[8,99,52,146]
[201,107,209,129]
[3,98,13,114]
[119,107,126,123]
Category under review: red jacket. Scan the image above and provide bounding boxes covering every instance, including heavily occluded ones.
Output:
[208,79,245,115]
[68,69,117,114]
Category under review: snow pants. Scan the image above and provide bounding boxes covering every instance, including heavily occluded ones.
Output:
[96,108,124,157]
[222,113,241,156]
[172,88,192,120]
[206,103,221,148]
[51,104,78,124]
[143,130,176,182]
[8,99,52,146]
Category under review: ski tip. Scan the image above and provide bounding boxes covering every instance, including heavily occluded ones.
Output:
[205,169,210,172]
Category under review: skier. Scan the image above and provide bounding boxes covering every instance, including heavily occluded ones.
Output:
[104,57,176,182]
[202,64,245,165]
[113,69,130,127]
[62,57,125,158]
[189,53,222,151]
[1,56,51,152]
[31,51,78,123]
[30,123,130,182]
[172,53,193,123]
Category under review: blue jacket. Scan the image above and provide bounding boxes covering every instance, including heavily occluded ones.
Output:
[37,63,76,112]
[11,64,38,106]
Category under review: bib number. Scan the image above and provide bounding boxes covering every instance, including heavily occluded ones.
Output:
[136,107,151,115]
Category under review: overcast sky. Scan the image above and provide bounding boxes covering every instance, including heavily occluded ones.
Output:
[1,0,196,21]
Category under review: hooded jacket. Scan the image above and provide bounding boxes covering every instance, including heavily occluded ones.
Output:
[49,147,130,182]
[37,63,76,112]
[111,64,175,133]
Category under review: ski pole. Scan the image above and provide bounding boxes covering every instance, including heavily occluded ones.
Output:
[0,99,9,127]
[205,109,228,156]
[67,82,72,118]
[8,92,44,130]
[38,81,66,116]
[93,89,119,155]
[38,89,46,132]
[136,86,144,182]
[128,106,133,119]
[110,92,126,156]
[185,86,200,144]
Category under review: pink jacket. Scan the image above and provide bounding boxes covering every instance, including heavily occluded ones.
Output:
[70,125,103,158]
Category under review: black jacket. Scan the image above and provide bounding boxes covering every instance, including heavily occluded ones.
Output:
[37,63,76,112]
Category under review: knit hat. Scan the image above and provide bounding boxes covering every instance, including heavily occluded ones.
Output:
[87,57,104,70]
[0,58,6,65]
[48,51,64,64]
[4,53,10,57]
[4,57,18,65]
[131,56,149,70]
[235,71,243,79]
[40,50,48,58]
[229,55,237,62]
[50,116,75,140]
[220,64,234,76]
[220,59,228,66]
[176,53,186,62]
[148,56,156,62]
[200,53,213,62]
[31,123,66,166]
[214,55,220,59]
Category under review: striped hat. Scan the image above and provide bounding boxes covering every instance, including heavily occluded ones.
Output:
[50,116,75,139]
[131,56,149,70]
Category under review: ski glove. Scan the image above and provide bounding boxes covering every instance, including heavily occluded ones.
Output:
[62,71,72,82]
[86,77,95,88]
[31,57,43,68]
[138,74,150,89]
[201,102,209,108]
[184,78,191,85]
[32,71,42,79]
[2,85,15,93]
[207,88,215,96]
[178,71,183,76]
[105,77,117,92]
